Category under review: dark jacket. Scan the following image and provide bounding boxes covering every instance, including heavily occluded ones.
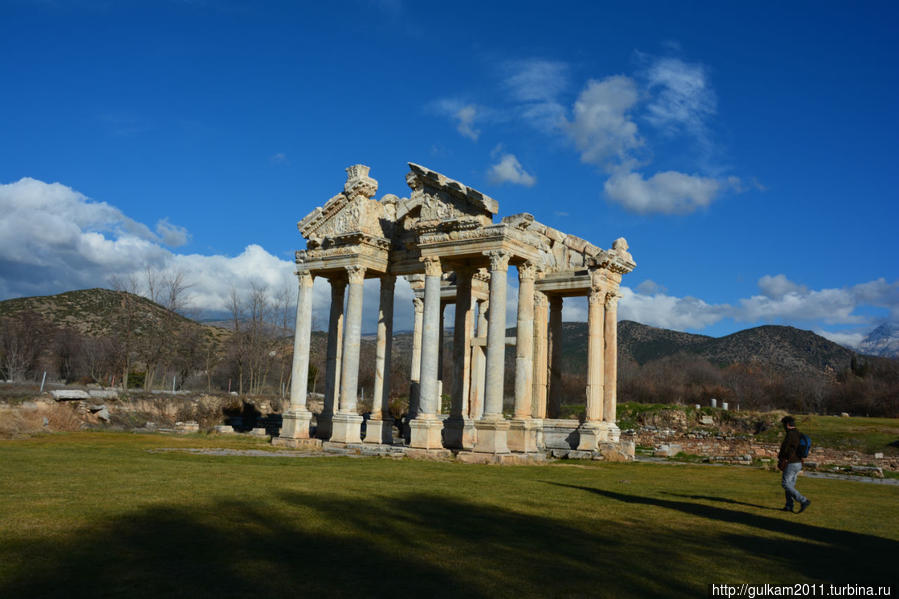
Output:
[778,428,802,464]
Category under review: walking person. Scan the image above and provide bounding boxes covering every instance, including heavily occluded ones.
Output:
[778,415,811,513]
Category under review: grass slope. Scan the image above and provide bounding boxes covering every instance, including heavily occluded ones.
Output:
[1,433,896,598]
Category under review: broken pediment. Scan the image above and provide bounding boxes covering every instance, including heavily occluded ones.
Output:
[407,163,497,225]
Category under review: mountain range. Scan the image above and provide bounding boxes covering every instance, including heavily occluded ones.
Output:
[2,288,894,382]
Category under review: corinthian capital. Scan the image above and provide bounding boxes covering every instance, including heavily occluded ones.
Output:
[421,256,442,277]
[534,291,549,308]
[412,296,424,313]
[345,264,366,285]
[604,292,619,308]
[483,249,511,272]
[518,261,537,281]
[589,287,606,305]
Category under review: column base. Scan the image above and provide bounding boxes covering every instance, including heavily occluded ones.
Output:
[443,416,478,450]
[409,415,444,449]
[315,413,333,440]
[508,418,543,453]
[330,413,363,445]
[606,422,621,443]
[576,421,611,451]
[280,409,313,440]
[473,418,510,454]
[364,417,395,445]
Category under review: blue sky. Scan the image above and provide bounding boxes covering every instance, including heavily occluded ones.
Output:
[1,1,897,345]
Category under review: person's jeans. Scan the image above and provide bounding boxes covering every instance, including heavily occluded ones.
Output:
[782,462,808,508]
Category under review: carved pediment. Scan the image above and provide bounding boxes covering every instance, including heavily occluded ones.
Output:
[297,165,390,246]
[407,163,497,225]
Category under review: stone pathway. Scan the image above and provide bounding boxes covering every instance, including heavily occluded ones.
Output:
[635,455,899,485]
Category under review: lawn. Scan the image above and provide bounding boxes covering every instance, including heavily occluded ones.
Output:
[753,414,899,455]
[1,432,896,598]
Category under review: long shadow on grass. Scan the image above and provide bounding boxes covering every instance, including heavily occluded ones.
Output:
[548,482,897,583]
[3,488,896,599]
[660,492,779,511]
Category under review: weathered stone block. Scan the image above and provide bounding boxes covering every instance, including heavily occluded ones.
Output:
[507,418,542,453]
[363,418,394,445]
[280,409,314,440]
[473,418,510,454]
[329,413,363,444]
[409,416,443,449]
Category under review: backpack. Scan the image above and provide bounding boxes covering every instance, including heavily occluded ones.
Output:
[797,433,812,458]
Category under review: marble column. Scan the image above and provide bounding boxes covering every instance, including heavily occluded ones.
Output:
[446,266,475,449]
[509,262,540,452]
[437,302,445,413]
[548,296,563,419]
[468,299,488,421]
[365,275,395,445]
[578,286,607,451]
[317,277,345,440]
[532,292,549,419]
[281,270,315,440]
[475,250,511,453]
[408,296,424,419]
[603,292,621,442]
[409,256,444,449]
[331,265,365,444]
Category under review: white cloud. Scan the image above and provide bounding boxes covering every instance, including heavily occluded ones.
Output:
[635,279,666,295]
[815,329,865,349]
[270,152,289,165]
[503,59,569,132]
[431,99,483,141]
[617,285,728,330]
[0,177,430,333]
[758,274,808,298]
[155,218,190,247]
[604,170,723,214]
[644,57,716,139]
[487,154,536,187]
[564,75,642,171]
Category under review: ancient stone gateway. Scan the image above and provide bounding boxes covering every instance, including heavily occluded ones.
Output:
[275,163,635,460]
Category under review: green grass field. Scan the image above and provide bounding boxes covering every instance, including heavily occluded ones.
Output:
[1,432,896,598]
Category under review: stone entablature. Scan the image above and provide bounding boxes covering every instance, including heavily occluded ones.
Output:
[276,163,635,458]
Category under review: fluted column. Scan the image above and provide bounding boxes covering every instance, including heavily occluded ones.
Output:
[533,292,549,419]
[586,287,605,422]
[437,302,445,413]
[409,256,444,449]
[548,296,563,419]
[318,277,345,439]
[446,266,475,449]
[603,292,619,425]
[475,250,511,454]
[366,275,395,444]
[513,263,536,418]
[509,262,540,452]
[331,265,366,444]
[408,296,424,418]
[468,298,488,420]
[279,270,315,441]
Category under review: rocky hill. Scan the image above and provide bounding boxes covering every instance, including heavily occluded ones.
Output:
[0,289,871,382]
[0,288,228,342]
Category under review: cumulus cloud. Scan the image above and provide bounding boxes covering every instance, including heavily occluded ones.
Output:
[0,177,430,333]
[635,279,666,295]
[757,274,808,298]
[604,170,725,214]
[564,76,643,171]
[617,285,728,330]
[487,154,536,187]
[644,57,716,139]
[431,99,484,141]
